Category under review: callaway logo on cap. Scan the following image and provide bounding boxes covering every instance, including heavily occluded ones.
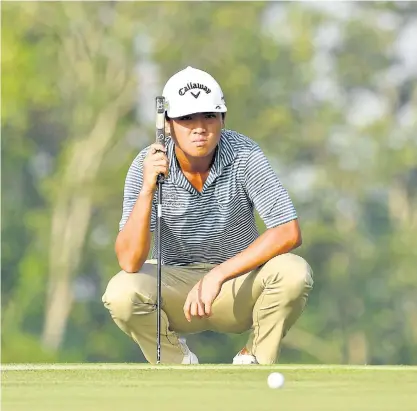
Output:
[162,66,227,118]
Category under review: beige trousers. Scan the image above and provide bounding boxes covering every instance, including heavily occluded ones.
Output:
[102,253,313,364]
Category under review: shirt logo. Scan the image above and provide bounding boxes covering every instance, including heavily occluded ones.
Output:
[162,192,186,209]
[178,82,211,96]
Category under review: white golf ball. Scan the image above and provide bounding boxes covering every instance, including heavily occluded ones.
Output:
[267,372,285,389]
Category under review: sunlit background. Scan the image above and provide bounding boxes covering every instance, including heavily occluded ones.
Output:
[2,1,416,365]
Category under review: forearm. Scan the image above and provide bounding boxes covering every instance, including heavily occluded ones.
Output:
[210,220,301,284]
[115,190,154,273]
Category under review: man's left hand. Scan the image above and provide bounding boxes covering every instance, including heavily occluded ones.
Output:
[183,271,223,322]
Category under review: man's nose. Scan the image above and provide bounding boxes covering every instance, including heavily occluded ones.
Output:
[193,114,207,132]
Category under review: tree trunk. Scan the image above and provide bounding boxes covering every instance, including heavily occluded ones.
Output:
[42,90,133,350]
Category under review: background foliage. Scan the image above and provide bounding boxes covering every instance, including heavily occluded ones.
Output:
[2,1,416,365]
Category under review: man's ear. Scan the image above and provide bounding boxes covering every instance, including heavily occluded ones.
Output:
[165,119,171,136]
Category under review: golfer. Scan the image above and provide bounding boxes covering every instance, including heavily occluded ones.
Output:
[102,66,314,364]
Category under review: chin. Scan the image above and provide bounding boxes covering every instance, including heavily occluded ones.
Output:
[190,147,214,157]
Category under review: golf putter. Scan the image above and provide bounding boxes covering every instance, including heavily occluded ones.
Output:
[155,96,166,364]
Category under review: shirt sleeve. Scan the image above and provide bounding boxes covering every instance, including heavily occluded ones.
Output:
[243,145,298,228]
[119,150,156,232]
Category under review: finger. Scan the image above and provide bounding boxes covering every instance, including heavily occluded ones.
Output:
[150,152,167,162]
[190,302,198,317]
[154,166,169,178]
[204,300,212,317]
[150,144,166,154]
[197,301,205,317]
[183,299,191,322]
[145,151,168,163]
[151,143,166,151]
[152,159,169,168]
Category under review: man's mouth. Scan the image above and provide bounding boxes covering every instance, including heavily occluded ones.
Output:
[192,136,208,144]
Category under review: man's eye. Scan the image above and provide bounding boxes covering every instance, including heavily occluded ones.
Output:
[205,113,216,119]
[179,116,192,121]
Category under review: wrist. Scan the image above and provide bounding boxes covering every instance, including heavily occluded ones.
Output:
[140,186,156,197]
[206,266,227,285]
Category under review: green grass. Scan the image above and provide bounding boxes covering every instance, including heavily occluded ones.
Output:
[2,364,417,411]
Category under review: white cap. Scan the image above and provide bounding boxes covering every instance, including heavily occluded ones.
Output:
[162,66,227,118]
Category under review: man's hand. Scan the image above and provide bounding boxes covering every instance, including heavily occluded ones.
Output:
[183,273,223,322]
[142,143,169,195]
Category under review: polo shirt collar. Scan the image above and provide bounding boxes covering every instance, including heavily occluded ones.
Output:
[166,130,237,192]
[213,130,236,174]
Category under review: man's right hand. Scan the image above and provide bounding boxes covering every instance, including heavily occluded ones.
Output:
[141,143,169,194]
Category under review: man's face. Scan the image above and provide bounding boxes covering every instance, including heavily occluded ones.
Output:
[169,112,223,158]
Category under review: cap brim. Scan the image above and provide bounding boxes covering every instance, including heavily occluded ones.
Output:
[167,104,227,119]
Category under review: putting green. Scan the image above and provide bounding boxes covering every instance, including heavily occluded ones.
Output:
[2,364,417,411]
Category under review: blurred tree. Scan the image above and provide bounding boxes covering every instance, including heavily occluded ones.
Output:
[2,1,142,357]
[2,1,416,364]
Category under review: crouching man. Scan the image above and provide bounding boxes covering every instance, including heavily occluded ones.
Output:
[102,66,313,364]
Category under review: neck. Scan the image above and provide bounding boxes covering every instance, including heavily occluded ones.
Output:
[175,146,216,174]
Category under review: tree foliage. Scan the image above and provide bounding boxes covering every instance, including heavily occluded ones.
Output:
[2,1,416,364]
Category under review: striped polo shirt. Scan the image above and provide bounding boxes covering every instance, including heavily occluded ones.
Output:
[120,129,297,266]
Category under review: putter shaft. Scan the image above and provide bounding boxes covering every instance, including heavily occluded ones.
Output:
[156,180,163,364]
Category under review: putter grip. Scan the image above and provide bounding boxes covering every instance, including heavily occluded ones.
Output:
[155,96,166,184]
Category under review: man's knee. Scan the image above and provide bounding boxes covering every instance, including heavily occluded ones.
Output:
[102,270,157,322]
[263,253,313,301]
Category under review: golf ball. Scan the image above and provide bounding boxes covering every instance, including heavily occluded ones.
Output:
[267,372,285,389]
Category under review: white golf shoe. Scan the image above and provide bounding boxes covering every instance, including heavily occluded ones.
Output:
[179,337,199,364]
[232,348,259,365]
